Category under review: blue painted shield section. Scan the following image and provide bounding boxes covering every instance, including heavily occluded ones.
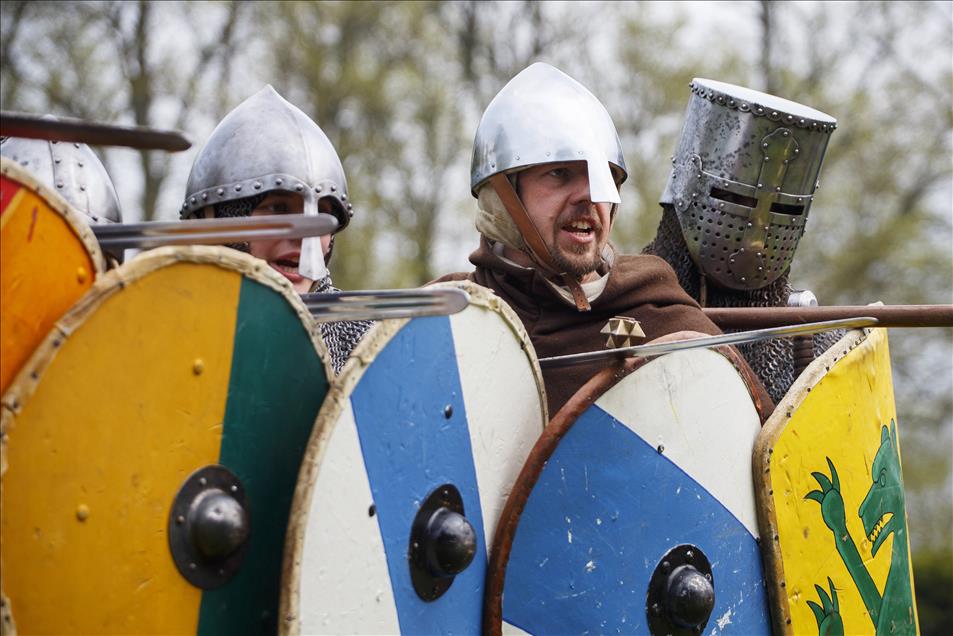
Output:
[350,316,488,635]
[503,405,771,635]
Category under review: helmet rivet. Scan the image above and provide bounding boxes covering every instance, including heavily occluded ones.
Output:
[347,203,353,210]
[73,143,80,148]
[235,185,242,192]
[782,130,790,137]
[56,181,64,188]
[776,186,782,192]
[797,197,803,203]
[762,142,769,148]
[190,197,197,204]
[330,185,336,192]
[758,266,764,271]
[794,148,800,154]
[79,185,86,191]
[296,184,303,191]
[78,161,84,167]
[763,156,769,162]
[316,185,322,193]
[275,178,283,185]
[746,223,752,228]
[54,157,61,164]
[718,203,725,209]
[51,140,58,145]
[757,183,763,189]
[515,155,520,160]
[786,115,793,122]
[341,194,347,201]
[741,276,747,282]
[254,182,262,189]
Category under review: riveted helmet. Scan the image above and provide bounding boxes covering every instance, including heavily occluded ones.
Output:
[182,85,351,280]
[0,129,122,224]
[471,63,627,205]
[660,78,836,291]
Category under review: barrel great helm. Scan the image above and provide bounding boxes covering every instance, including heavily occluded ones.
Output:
[660,79,836,290]
[470,63,627,206]
[0,131,122,224]
[181,85,350,281]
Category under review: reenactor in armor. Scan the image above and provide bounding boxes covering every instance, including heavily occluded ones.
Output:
[181,86,371,373]
[436,63,722,415]
[644,79,841,402]
[0,130,124,264]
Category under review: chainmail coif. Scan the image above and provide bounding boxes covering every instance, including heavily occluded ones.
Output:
[310,276,374,375]
[643,205,842,403]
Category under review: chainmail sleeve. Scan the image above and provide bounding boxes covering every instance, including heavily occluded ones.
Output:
[644,205,842,403]
[310,276,374,375]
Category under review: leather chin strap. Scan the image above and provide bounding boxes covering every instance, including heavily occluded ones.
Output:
[488,173,591,312]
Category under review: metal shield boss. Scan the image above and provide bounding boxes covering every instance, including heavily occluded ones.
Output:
[470,63,627,205]
[0,246,330,634]
[181,85,352,281]
[754,327,918,635]
[661,79,836,290]
[281,281,547,634]
[495,348,774,635]
[0,157,106,395]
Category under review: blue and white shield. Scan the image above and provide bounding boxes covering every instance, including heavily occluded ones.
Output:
[281,282,547,635]
[497,348,773,635]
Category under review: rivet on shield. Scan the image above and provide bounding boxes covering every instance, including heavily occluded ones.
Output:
[168,464,251,589]
[408,483,477,602]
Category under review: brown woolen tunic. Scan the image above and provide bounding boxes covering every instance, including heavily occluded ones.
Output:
[433,238,722,415]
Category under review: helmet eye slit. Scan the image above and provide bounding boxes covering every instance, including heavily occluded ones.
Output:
[769,202,805,216]
[709,187,757,209]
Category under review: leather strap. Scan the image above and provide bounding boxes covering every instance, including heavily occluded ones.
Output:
[489,173,591,311]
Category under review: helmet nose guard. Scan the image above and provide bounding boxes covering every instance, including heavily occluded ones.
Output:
[660,79,836,291]
[1,127,122,225]
[470,63,627,205]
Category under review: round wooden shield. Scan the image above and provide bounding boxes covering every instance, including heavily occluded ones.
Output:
[0,246,330,634]
[487,347,775,635]
[754,327,918,635]
[281,281,547,635]
[0,157,105,395]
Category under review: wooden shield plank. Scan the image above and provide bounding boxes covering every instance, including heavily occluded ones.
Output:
[489,348,774,635]
[754,328,918,635]
[0,157,105,394]
[0,246,329,634]
[281,281,547,635]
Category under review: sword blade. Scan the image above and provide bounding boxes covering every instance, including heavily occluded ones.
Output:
[302,288,470,322]
[92,214,339,250]
[1,111,192,152]
[539,317,878,369]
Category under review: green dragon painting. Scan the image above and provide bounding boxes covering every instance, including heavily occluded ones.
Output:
[804,420,916,635]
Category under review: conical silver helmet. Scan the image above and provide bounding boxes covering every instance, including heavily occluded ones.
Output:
[182,86,351,280]
[660,78,836,290]
[470,63,627,204]
[0,130,122,224]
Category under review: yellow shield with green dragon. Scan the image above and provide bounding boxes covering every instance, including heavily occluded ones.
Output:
[754,327,918,635]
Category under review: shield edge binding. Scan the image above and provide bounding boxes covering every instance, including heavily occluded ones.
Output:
[278,280,548,636]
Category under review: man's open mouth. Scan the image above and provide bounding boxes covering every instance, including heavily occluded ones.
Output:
[271,259,301,276]
[563,219,596,236]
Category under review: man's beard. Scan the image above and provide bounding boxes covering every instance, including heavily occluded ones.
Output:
[548,206,605,278]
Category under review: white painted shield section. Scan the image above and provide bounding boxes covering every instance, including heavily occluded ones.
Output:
[297,400,400,634]
[597,348,762,535]
[450,303,547,549]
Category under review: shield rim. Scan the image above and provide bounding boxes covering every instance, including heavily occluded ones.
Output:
[482,344,774,636]
[278,280,548,636]
[752,326,879,635]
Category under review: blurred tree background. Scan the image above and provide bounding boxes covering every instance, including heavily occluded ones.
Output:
[2,0,950,630]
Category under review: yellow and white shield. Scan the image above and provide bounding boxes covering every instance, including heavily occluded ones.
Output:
[754,327,918,635]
